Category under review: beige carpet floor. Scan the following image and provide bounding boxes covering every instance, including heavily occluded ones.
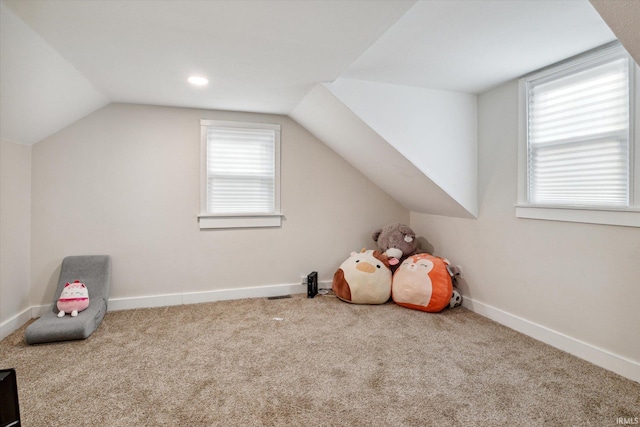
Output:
[1,293,639,426]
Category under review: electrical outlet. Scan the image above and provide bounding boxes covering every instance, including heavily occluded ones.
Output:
[300,275,307,286]
[456,265,464,276]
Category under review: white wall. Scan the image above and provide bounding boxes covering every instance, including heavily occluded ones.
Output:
[327,78,477,217]
[410,80,640,380]
[0,139,31,338]
[30,103,408,306]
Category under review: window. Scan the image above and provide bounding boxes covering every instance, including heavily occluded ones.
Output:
[199,120,282,229]
[517,42,640,227]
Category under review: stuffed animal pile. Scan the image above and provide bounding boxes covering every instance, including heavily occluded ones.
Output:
[332,223,462,312]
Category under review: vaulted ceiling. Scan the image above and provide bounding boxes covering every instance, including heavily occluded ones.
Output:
[1,0,633,218]
[1,0,618,146]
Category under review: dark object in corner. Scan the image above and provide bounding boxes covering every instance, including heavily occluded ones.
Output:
[307,271,318,298]
[0,368,21,427]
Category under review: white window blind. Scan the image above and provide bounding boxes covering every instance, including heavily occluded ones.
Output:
[203,122,280,215]
[526,46,632,208]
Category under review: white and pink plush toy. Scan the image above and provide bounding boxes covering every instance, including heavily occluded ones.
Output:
[57,280,90,317]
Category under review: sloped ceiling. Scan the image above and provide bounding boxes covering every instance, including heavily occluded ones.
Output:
[341,0,617,93]
[0,1,108,145]
[291,83,477,218]
[1,0,415,145]
[1,0,616,146]
[0,0,623,217]
[292,80,479,218]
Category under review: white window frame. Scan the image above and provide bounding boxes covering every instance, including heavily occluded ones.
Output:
[198,119,282,229]
[517,43,640,228]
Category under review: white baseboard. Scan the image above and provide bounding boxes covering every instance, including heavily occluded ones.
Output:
[108,281,331,311]
[0,307,32,341]
[462,296,640,384]
[108,282,307,311]
[107,280,334,311]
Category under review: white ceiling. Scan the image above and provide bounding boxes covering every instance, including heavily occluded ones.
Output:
[342,0,616,93]
[1,0,617,145]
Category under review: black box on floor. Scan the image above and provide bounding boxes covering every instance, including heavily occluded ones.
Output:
[307,271,318,298]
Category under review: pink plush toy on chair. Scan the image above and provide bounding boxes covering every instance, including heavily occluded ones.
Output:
[57,280,90,317]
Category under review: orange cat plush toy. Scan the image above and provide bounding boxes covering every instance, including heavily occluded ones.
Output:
[392,253,453,313]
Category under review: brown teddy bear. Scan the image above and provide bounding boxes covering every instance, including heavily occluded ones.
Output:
[372,223,420,272]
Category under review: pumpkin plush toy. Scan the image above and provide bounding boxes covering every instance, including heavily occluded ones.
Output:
[332,249,392,304]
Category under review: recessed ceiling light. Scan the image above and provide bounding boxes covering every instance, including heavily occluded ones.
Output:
[188,76,209,86]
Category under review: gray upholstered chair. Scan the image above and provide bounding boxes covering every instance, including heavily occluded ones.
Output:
[25,255,112,344]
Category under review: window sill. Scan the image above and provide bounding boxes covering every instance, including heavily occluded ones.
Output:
[198,213,283,230]
[515,205,640,228]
